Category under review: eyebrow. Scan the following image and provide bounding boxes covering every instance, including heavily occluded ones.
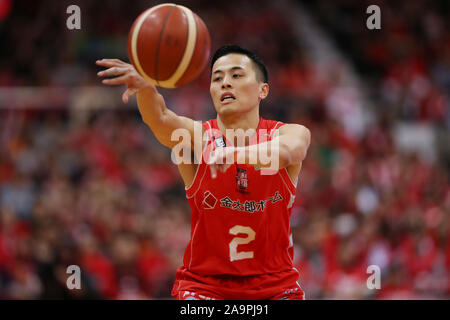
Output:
[212,66,244,74]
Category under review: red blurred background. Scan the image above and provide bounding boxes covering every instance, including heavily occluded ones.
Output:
[0,0,448,299]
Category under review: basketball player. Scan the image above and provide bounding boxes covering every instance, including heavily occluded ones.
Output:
[96,45,311,300]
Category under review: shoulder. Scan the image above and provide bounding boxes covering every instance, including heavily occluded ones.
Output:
[279,124,311,148]
[263,118,310,138]
[279,123,310,135]
[260,118,284,130]
[201,119,215,129]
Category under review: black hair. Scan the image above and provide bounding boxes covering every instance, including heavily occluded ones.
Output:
[210,45,268,83]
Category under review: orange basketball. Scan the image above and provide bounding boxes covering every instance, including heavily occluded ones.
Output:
[127,3,211,89]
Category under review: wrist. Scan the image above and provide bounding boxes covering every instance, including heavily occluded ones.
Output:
[139,81,156,92]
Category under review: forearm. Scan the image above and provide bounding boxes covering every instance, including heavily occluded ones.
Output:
[234,136,293,170]
[96,58,192,148]
[136,85,195,149]
[208,124,310,178]
[136,85,167,125]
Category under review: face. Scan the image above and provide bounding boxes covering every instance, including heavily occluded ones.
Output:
[210,54,269,116]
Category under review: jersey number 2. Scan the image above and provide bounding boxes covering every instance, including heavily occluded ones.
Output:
[229,225,255,262]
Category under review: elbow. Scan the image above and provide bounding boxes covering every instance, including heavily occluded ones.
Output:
[294,140,309,163]
[280,134,310,166]
[296,126,311,162]
[278,140,294,168]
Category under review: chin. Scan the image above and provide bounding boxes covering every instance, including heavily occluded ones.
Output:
[219,107,243,119]
[217,103,239,115]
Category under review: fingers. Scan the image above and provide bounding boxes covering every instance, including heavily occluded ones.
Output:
[210,164,217,179]
[95,58,127,68]
[209,162,232,179]
[208,148,234,179]
[96,59,130,83]
[221,163,232,173]
[101,74,129,86]
[97,66,128,78]
[122,88,138,103]
[208,151,219,178]
[97,62,130,87]
[122,89,130,104]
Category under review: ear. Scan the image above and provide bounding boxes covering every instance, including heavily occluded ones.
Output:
[259,83,269,100]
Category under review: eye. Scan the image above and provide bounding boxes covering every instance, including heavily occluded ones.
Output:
[233,74,242,79]
[213,77,222,82]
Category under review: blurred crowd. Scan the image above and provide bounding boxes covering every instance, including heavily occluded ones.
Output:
[0,0,449,299]
[307,0,449,126]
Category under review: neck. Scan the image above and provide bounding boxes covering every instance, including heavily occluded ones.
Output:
[216,107,260,147]
[216,107,260,133]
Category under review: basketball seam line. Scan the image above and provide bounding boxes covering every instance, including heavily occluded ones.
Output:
[130,4,169,86]
[155,4,177,87]
[163,5,196,87]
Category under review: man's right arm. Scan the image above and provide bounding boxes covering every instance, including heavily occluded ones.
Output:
[136,86,196,149]
[96,58,198,150]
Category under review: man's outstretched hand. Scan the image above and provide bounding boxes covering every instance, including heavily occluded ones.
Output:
[96,59,153,103]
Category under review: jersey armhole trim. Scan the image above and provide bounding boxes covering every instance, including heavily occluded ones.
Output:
[269,121,284,138]
[272,122,298,192]
[283,167,298,189]
[188,221,200,269]
[279,168,297,195]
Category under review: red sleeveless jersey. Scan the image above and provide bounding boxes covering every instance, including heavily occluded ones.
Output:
[181,117,299,277]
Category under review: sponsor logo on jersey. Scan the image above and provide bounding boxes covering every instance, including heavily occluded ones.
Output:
[236,168,248,190]
[214,136,226,147]
[219,191,283,213]
[202,191,217,209]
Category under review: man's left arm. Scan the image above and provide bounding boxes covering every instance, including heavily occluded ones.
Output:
[243,123,311,170]
[208,124,311,178]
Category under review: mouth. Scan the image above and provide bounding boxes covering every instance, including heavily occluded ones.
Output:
[220,92,236,103]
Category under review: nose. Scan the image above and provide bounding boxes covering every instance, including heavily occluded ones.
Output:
[221,74,232,89]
